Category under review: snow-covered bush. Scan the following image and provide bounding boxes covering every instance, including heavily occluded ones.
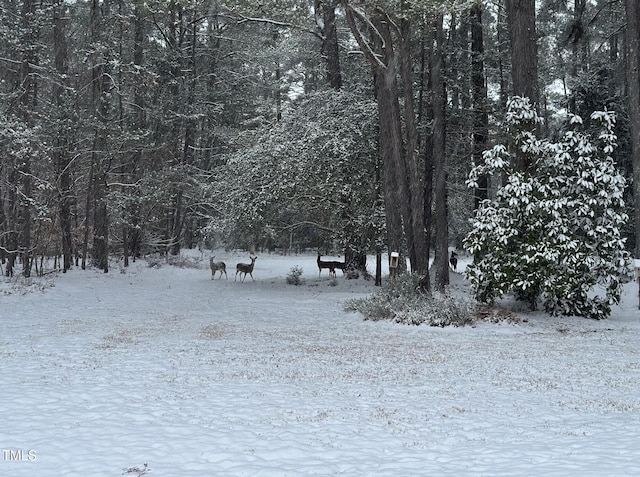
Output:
[213,88,381,251]
[286,266,304,285]
[464,97,632,319]
[1,276,54,295]
[146,254,202,269]
[344,274,473,327]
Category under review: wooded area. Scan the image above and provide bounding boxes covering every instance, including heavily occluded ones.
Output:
[1,0,638,297]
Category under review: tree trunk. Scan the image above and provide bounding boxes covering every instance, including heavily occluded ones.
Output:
[342,3,404,271]
[20,157,32,278]
[90,0,110,273]
[373,64,408,273]
[626,0,640,308]
[315,0,342,90]
[81,161,92,271]
[506,0,538,104]
[506,0,538,173]
[342,2,429,276]
[53,0,73,273]
[93,164,109,273]
[170,190,184,256]
[4,164,18,277]
[125,0,146,266]
[400,18,429,276]
[471,2,489,209]
[497,1,509,109]
[19,0,38,278]
[567,0,587,114]
[419,26,433,292]
[0,163,6,273]
[431,14,449,292]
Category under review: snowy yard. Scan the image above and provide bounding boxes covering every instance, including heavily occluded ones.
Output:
[1,251,639,476]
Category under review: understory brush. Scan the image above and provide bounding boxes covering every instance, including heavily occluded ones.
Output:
[1,275,55,295]
[286,266,304,285]
[344,274,474,327]
[146,254,203,269]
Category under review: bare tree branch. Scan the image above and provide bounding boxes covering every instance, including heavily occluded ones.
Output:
[340,1,387,71]
[233,13,323,41]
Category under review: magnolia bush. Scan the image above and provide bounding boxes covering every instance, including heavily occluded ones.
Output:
[464,97,632,319]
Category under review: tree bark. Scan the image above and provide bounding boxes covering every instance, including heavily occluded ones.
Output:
[470,2,489,209]
[4,163,18,277]
[626,0,640,308]
[506,0,538,104]
[92,163,109,273]
[91,0,110,273]
[506,0,538,173]
[400,18,429,275]
[419,25,433,292]
[53,0,73,273]
[431,14,449,292]
[341,2,429,276]
[123,0,146,266]
[315,0,342,90]
[19,0,38,278]
[373,62,409,273]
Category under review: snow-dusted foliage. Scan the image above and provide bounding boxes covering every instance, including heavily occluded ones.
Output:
[0,115,53,221]
[209,89,383,250]
[464,97,632,319]
[344,274,474,327]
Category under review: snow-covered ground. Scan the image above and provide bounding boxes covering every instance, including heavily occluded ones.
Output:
[1,251,639,476]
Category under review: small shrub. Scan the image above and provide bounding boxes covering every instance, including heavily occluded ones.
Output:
[1,276,54,295]
[286,266,304,285]
[146,254,203,269]
[122,463,150,476]
[167,254,202,269]
[344,274,473,327]
[345,269,359,279]
[146,258,162,268]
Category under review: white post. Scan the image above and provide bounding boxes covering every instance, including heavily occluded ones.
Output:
[389,251,399,278]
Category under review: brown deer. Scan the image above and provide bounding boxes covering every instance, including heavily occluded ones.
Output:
[317,254,334,278]
[235,256,257,282]
[209,256,228,279]
[317,254,346,278]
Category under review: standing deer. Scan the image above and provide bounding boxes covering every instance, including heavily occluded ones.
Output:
[210,256,227,279]
[235,256,257,282]
[317,254,346,278]
[449,251,458,272]
[317,254,334,278]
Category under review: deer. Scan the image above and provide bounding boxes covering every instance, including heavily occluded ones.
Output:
[235,256,257,282]
[317,254,334,278]
[317,254,346,279]
[449,251,458,272]
[209,256,228,279]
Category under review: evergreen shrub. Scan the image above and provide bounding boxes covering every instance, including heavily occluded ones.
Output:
[464,97,632,319]
[286,266,304,285]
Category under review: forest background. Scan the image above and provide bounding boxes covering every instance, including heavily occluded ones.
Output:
[2,0,640,299]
